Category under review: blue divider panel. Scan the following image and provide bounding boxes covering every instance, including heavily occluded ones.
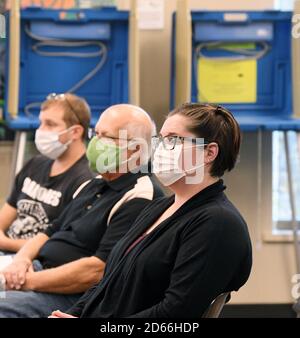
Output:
[171,11,300,131]
[5,7,129,129]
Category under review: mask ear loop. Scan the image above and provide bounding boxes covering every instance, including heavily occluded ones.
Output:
[181,143,208,175]
[58,126,76,146]
[121,140,142,171]
[58,125,76,136]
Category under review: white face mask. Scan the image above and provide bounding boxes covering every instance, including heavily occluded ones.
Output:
[153,143,205,186]
[153,143,185,186]
[35,128,73,160]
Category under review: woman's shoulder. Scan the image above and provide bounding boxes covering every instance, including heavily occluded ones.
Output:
[184,195,248,235]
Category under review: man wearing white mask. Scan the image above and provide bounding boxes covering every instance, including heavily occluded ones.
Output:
[0,93,93,253]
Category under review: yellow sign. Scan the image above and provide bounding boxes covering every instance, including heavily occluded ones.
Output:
[198,58,257,103]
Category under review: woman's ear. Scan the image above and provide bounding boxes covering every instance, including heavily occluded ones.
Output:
[205,142,219,164]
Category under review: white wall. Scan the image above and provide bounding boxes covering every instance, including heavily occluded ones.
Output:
[275,0,295,10]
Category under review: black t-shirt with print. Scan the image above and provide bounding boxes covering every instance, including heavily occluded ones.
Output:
[6,154,94,239]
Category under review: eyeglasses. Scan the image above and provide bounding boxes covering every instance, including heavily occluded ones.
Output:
[152,135,208,150]
[46,93,80,123]
[88,128,133,143]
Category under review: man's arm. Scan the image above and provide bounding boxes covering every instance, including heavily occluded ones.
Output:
[23,198,152,294]
[0,203,26,252]
[3,233,49,289]
[49,310,77,318]
[14,232,50,261]
[24,256,105,294]
[1,157,35,252]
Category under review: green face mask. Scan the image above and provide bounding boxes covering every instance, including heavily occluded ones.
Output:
[86,136,122,173]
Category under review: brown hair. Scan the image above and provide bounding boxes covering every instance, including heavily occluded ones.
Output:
[168,103,241,177]
[41,93,91,139]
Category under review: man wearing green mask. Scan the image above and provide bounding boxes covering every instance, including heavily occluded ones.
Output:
[86,106,152,175]
[0,104,164,318]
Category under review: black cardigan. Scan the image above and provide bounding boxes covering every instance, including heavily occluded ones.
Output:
[68,180,252,318]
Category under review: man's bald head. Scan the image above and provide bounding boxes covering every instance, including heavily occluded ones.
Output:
[95,104,156,166]
[97,104,155,140]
